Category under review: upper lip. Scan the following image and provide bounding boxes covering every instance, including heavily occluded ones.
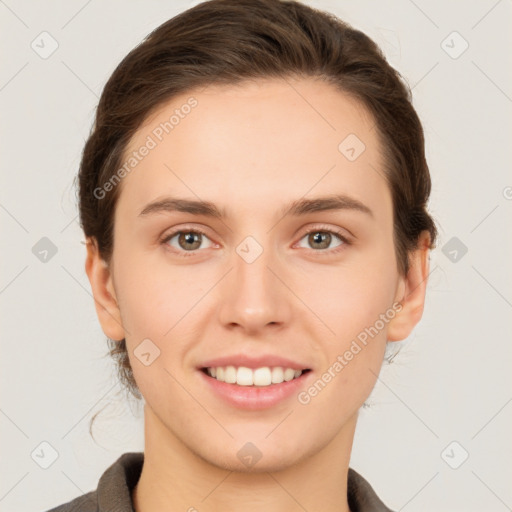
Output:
[199,354,311,370]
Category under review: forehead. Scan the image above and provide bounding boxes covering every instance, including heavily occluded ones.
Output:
[115,77,390,220]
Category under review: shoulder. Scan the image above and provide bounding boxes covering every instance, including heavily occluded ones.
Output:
[43,452,144,512]
[44,490,98,512]
[347,467,395,512]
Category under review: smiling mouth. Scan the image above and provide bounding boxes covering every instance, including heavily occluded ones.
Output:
[201,366,312,387]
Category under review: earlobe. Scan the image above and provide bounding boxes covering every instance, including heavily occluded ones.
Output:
[84,237,126,341]
[387,231,431,342]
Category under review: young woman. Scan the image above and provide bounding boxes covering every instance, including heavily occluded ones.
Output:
[47,0,437,510]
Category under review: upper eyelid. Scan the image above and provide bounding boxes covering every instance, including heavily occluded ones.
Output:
[160,224,215,243]
[301,225,350,237]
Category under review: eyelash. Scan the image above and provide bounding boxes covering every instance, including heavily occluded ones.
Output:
[160,224,351,258]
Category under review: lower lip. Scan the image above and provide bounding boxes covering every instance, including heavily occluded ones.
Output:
[198,370,312,410]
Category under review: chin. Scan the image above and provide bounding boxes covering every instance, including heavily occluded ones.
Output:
[190,433,320,474]
[203,450,304,474]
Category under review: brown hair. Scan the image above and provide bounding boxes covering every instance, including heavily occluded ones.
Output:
[78,0,437,400]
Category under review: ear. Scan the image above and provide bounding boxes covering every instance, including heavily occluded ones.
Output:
[84,237,126,341]
[387,231,431,342]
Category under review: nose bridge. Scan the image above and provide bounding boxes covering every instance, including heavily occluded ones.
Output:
[218,234,290,331]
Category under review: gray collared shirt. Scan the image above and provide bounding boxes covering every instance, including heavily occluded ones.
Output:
[45,452,394,512]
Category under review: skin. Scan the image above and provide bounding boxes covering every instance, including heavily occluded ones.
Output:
[85,76,431,512]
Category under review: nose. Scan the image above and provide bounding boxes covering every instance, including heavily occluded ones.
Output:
[217,240,292,335]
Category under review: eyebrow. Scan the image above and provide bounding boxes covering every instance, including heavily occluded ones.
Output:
[138,194,373,219]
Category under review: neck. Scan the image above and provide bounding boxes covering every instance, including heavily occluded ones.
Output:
[132,405,357,512]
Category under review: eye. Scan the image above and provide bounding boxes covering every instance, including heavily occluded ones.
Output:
[160,225,350,257]
[161,228,215,255]
[296,227,349,253]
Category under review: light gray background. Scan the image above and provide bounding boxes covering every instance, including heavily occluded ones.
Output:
[1,1,511,511]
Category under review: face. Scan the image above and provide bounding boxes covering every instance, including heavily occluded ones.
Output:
[88,77,425,472]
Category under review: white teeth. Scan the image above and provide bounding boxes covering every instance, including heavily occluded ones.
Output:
[283,368,295,381]
[237,367,253,386]
[271,367,284,384]
[205,366,304,386]
[224,365,237,384]
[253,367,272,386]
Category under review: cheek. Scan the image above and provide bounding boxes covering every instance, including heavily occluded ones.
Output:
[297,272,394,424]
[296,242,398,398]
[115,259,204,410]
[114,251,200,337]
[113,253,215,384]
[296,243,399,341]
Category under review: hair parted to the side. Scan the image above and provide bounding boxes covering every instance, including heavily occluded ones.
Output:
[77,0,437,400]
